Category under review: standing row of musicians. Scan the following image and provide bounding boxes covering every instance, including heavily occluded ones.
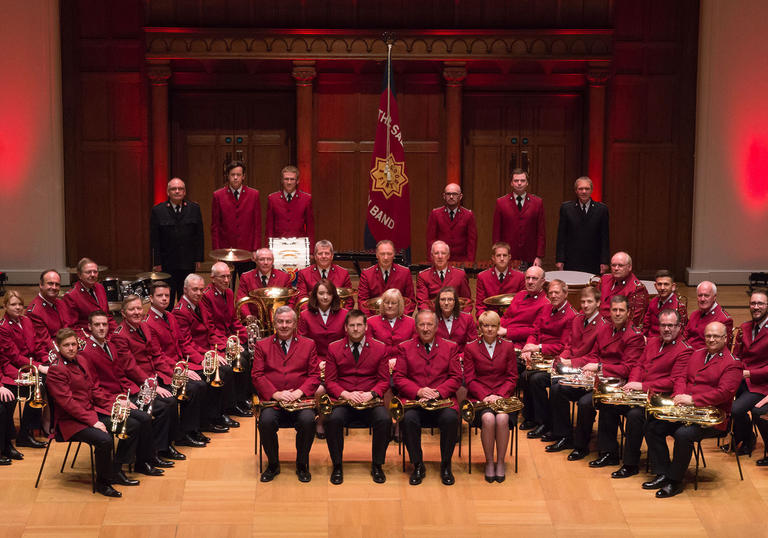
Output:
[149,163,609,305]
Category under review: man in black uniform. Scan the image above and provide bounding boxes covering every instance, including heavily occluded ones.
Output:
[150,178,204,306]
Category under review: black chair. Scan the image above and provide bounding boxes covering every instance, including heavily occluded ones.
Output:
[693,418,743,491]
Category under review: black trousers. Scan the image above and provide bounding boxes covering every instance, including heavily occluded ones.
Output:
[258,407,316,467]
[732,381,765,447]
[550,382,595,449]
[204,364,237,415]
[0,397,17,450]
[231,261,256,290]
[232,352,252,404]
[325,405,390,465]
[524,371,552,427]
[596,404,646,464]
[163,267,194,309]
[132,394,175,452]
[3,383,41,434]
[645,417,720,481]
[402,407,459,465]
[69,425,114,485]
[163,379,205,434]
[102,410,153,466]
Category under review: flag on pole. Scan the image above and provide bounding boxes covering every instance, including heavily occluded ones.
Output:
[366,42,411,251]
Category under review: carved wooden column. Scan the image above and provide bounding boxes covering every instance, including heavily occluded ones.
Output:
[443,63,467,186]
[587,66,610,201]
[148,62,172,204]
[292,61,317,193]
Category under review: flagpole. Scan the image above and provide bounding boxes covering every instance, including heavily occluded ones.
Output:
[384,35,393,182]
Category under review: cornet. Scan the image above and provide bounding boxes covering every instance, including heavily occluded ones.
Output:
[202,348,224,387]
[226,335,244,373]
[137,375,158,415]
[111,389,131,440]
[14,359,46,409]
[171,357,190,401]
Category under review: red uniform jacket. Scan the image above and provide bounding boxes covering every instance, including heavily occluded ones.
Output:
[734,320,768,395]
[573,322,645,379]
[560,313,606,360]
[684,304,733,351]
[173,296,211,354]
[296,264,353,309]
[436,312,476,354]
[475,268,525,315]
[62,281,117,334]
[463,338,519,400]
[200,285,247,351]
[251,335,320,399]
[145,307,204,370]
[672,347,742,430]
[598,273,649,327]
[426,206,478,262]
[393,336,462,410]
[416,266,472,312]
[210,185,261,251]
[500,291,550,348]
[26,294,66,360]
[629,336,692,394]
[298,308,348,359]
[236,269,294,317]
[46,356,113,441]
[265,190,314,247]
[324,337,390,398]
[643,293,688,337]
[492,193,546,263]
[79,336,136,397]
[357,264,415,317]
[111,320,173,385]
[0,315,47,376]
[526,301,577,356]
[366,315,416,359]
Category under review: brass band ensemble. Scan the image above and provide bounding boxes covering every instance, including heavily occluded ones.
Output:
[2,167,763,501]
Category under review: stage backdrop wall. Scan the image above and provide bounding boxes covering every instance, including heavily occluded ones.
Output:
[688,0,768,284]
[0,0,67,284]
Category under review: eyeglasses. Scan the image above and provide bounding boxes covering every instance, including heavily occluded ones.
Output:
[704,334,726,340]
[443,192,461,197]
[750,301,768,307]
[659,323,680,328]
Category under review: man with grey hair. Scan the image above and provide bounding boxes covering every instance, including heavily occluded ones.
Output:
[416,240,472,312]
[596,251,648,327]
[296,239,353,308]
[684,280,733,350]
[555,176,610,275]
[252,305,320,482]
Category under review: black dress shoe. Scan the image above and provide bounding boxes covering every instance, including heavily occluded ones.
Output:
[96,483,122,498]
[484,474,495,483]
[135,462,164,476]
[227,405,253,418]
[220,415,240,428]
[545,438,573,453]
[409,462,426,485]
[112,470,140,486]
[201,422,229,433]
[611,465,639,479]
[567,448,589,461]
[540,432,557,443]
[656,480,684,498]
[330,464,343,485]
[642,474,670,490]
[371,464,386,484]
[519,420,538,431]
[159,446,186,460]
[15,434,47,449]
[527,424,548,439]
[495,474,506,483]
[296,463,312,483]
[316,431,327,440]
[176,434,206,448]
[0,456,12,466]
[589,453,619,468]
[440,463,455,486]
[151,456,175,468]
[260,464,281,482]
[193,431,211,443]
[757,457,768,466]
[3,446,23,460]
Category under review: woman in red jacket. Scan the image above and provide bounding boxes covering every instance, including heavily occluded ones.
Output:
[434,287,476,355]
[366,288,416,373]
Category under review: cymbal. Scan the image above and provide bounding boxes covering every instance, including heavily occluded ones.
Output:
[136,271,171,281]
[209,248,252,263]
[65,265,108,274]
[483,293,516,307]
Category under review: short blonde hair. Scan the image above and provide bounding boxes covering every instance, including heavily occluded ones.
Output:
[478,310,500,327]
[380,288,404,318]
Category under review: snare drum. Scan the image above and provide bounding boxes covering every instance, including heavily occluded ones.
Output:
[128,277,152,301]
[102,277,121,303]
[545,270,595,310]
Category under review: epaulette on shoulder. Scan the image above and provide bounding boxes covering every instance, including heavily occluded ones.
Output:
[0,318,5,326]
[682,340,693,349]
[27,303,36,313]
[631,326,642,334]
[368,336,386,347]
[114,325,123,334]
[418,267,431,275]
[467,337,480,346]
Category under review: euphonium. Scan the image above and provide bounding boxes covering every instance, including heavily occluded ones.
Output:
[460,396,524,423]
[110,389,131,440]
[226,335,244,373]
[14,359,46,409]
[317,393,384,417]
[171,357,190,401]
[646,392,726,426]
[592,377,646,407]
[137,375,158,414]
[388,396,453,423]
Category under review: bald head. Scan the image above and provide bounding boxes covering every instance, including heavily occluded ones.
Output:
[167,177,186,204]
[442,183,463,209]
[524,265,545,293]
[704,321,727,354]
[210,262,232,291]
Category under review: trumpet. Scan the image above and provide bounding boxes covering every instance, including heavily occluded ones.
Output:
[646,393,726,427]
[254,395,317,412]
[137,375,158,415]
[14,359,46,409]
[110,389,131,440]
[388,396,454,423]
[317,393,383,417]
[171,357,190,401]
[460,396,523,423]
[226,335,244,373]
[202,349,224,387]
[246,317,263,354]
[592,377,646,407]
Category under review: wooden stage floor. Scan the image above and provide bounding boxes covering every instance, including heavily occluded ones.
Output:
[2,284,767,537]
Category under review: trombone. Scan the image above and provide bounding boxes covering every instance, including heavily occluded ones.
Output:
[202,348,224,387]
[14,359,46,409]
[388,396,454,423]
[110,389,131,440]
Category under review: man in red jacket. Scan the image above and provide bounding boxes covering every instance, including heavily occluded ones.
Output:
[211,160,262,284]
[62,258,117,334]
[357,240,415,316]
[475,242,525,316]
[426,183,477,262]
[416,241,472,313]
[296,240,353,308]
[252,306,320,483]
[492,168,545,269]
[642,269,688,337]
[394,310,462,486]
[643,321,742,497]
[26,269,67,360]
[684,280,733,350]
[498,265,549,348]
[324,310,391,484]
[265,165,315,249]
[237,248,294,317]
[597,251,649,326]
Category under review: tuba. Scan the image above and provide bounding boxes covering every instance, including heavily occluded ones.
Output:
[247,287,299,334]
[226,335,244,373]
[646,393,726,426]
[171,357,190,401]
[592,377,647,407]
[136,375,158,415]
[202,349,223,387]
[460,397,523,423]
[110,389,131,440]
[317,393,384,417]
[14,359,46,409]
[388,396,453,423]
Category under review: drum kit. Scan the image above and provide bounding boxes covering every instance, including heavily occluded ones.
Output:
[103,271,172,311]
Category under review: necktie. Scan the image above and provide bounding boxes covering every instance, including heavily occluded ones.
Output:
[516,195,523,211]
[286,193,292,202]
[754,325,759,341]
[439,271,445,282]
[352,342,360,363]
[136,327,146,341]
[281,340,288,355]
[161,312,169,324]
[103,344,113,361]
[424,343,431,354]
[261,275,268,287]
[88,288,98,303]
[582,203,588,215]
[449,210,455,221]
[194,305,201,318]
[584,319,589,328]
[175,205,181,216]
[233,190,239,201]
[499,272,505,284]
[321,270,327,280]
[704,353,712,364]
[383,270,389,284]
